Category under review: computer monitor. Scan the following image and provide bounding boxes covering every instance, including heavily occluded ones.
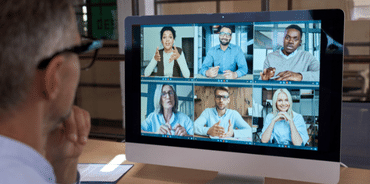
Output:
[121,9,343,183]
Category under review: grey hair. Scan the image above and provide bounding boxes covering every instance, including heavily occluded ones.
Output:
[272,88,294,118]
[153,84,178,114]
[0,0,77,113]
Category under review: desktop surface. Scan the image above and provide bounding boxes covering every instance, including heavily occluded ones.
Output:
[80,139,370,184]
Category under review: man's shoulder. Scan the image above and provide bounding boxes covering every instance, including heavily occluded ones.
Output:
[227,109,242,116]
[297,50,316,58]
[267,49,282,57]
[201,108,215,115]
[0,158,50,184]
[228,43,242,50]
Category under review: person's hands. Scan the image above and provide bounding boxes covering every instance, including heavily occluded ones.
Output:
[207,120,225,137]
[260,67,276,80]
[275,71,302,81]
[169,46,180,63]
[223,70,238,79]
[220,120,234,138]
[278,112,293,124]
[158,123,172,135]
[205,66,220,78]
[154,47,161,62]
[272,112,293,124]
[173,124,188,136]
[45,106,91,184]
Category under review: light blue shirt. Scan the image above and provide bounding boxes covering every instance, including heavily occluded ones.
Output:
[279,47,298,59]
[141,112,194,135]
[0,135,56,184]
[200,44,248,77]
[261,112,309,145]
[194,108,252,139]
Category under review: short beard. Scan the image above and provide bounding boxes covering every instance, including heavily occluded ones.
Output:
[219,39,230,46]
[216,105,225,111]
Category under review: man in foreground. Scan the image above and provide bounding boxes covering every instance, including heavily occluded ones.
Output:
[260,24,320,81]
[200,26,248,79]
[0,1,93,183]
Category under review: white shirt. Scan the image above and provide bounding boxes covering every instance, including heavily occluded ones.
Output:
[144,51,190,78]
[0,134,56,184]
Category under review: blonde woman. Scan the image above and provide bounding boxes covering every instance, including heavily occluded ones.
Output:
[260,89,309,146]
[141,84,193,136]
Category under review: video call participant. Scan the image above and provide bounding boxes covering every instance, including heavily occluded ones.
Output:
[200,26,248,79]
[141,84,193,136]
[0,1,92,183]
[260,89,309,146]
[144,26,190,78]
[194,87,252,139]
[260,24,320,81]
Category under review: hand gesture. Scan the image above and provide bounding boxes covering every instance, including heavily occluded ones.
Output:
[158,123,172,135]
[205,66,220,78]
[45,106,91,183]
[207,120,225,137]
[220,120,234,138]
[272,112,292,124]
[223,70,238,79]
[173,124,188,136]
[169,46,180,63]
[275,71,302,81]
[278,112,293,124]
[260,67,276,80]
[154,46,161,62]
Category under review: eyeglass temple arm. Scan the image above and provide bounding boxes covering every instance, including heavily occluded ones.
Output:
[81,49,99,71]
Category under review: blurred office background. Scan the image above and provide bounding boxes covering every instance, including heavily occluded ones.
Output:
[73,0,370,169]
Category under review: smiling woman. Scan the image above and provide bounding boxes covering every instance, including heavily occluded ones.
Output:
[144,26,190,78]
[260,89,309,146]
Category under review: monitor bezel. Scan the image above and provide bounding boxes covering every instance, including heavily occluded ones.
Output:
[124,9,343,162]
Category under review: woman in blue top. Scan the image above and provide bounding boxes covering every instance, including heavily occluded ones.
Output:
[141,84,193,136]
[260,89,309,146]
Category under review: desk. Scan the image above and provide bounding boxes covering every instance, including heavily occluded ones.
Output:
[80,139,370,184]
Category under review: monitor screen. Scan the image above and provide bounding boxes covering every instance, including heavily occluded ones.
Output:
[122,9,343,183]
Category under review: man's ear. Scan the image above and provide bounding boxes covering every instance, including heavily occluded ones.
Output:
[41,55,65,100]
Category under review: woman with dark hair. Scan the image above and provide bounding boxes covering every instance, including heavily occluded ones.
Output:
[141,84,193,136]
[144,26,190,78]
[260,89,309,146]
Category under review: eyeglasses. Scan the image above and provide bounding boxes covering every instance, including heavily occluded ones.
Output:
[37,39,104,71]
[215,95,229,100]
[219,32,231,37]
[161,91,174,97]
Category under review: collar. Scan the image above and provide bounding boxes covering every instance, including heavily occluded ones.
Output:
[279,48,298,59]
[216,43,234,51]
[213,107,229,117]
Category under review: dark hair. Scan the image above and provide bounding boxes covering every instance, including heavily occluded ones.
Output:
[214,87,229,96]
[160,26,176,40]
[286,24,303,38]
[219,26,233,33]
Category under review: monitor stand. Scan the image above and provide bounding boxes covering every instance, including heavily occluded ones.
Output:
[207,172,264,184]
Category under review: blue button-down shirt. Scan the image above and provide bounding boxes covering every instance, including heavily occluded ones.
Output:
[200,44,248,77]
[194,108,252,139]
[0,135,56,184]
